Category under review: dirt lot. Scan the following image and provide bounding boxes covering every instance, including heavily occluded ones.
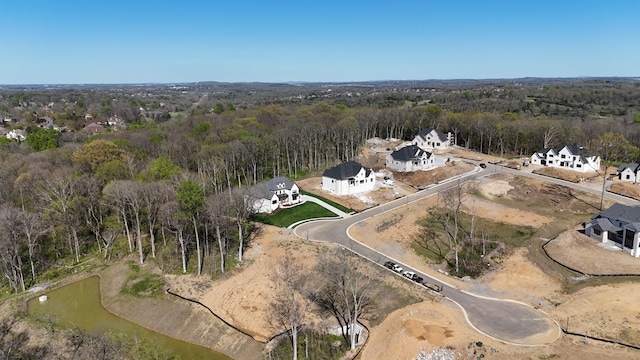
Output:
[610,181,640,201]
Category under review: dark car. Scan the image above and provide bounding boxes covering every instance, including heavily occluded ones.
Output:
[479,163,487,168]
[412,275,424,284]
[383,261,395,270]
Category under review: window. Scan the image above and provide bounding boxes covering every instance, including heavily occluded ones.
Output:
[272,200,278,204]
[594,228,602,236]
[561,154,566,159]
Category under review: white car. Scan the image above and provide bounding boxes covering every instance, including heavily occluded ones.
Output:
[392,264,403,273]
[383,177,395,186]
[402,271,415,279]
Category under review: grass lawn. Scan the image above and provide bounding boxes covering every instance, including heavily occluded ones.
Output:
[252,202,338,227]
[300,190,352,213]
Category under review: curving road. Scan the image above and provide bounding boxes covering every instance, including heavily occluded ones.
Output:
[294,163,636,345]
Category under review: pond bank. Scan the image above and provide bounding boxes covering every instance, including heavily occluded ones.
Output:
[98,258,265,360]
[21,257,264,359]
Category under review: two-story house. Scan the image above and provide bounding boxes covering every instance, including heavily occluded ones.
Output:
[322,161,375,196]
[412,128,452,150]
[386,144,436,172]
[247,176,301,214]
[530,145,600,173]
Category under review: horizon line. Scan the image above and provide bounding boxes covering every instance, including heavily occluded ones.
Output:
[1,76,640,87]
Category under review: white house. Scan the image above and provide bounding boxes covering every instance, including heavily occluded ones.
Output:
[617,163,640,183]
[322,161,375,196]
[584,203,640,257]
[247,176,301,214]
[530,145,600,173]
[386,144,436,172]
[412,128,452,150]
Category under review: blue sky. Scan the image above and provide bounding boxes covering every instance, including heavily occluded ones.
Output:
[2,0,638,84]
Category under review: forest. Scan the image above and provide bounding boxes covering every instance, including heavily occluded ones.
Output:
[1,77,640,295]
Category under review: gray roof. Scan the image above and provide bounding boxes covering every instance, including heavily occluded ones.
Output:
[322,161,372,180]
[389,144,432,161]
[416,128,448,142]
[249,176,296,200]
[618,163,640,173]
[594,203,640,224]
[590,218,622,233]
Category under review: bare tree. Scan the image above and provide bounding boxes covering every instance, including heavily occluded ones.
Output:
[17,209,42,283]
[0,206,26,292]
[103,181,134,253]
[270,251,308,360]
[140,182,169,259]
[104,180,144,264]
[206,193,230,275]
[542,122,562,149]
[159,201,190,273]
[313,248,374,350]
[588,132,635,210]
[228,188,254,263]
[430,180,465,274]
[38,170,83,263]
[0,314,50,358]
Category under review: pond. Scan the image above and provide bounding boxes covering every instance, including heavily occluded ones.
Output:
[27,276,230,360]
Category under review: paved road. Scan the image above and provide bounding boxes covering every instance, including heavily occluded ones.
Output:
[294,163,637,345]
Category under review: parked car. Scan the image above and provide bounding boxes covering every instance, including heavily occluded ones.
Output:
[392,264,403,273]
[383,261,395,270]
[402,271,415,279]
[383,178,395,186]
[412,275,424,284]
[479,163,487,168]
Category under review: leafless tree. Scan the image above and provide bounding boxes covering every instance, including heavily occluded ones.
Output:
[104,180,145,264]
[140,181,170,259]
[37,170,83,263]
[0,206,26,292]
[270,251,308,360]
[429,180,465,274]
[206,193,230,274]
[16,209,42,283]
[228,187,254,263]
[312,247,374,350]
[588,132,634,210]
[542,121,562,149]
[159,201,190,273]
